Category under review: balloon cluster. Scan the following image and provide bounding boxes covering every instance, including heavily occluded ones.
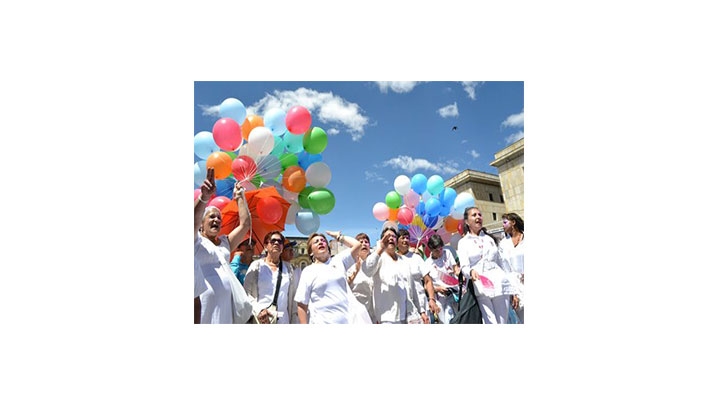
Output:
[372,173,477,248]
[194,98,336,235]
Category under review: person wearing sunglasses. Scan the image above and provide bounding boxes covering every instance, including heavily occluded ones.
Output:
[243,231,297,324]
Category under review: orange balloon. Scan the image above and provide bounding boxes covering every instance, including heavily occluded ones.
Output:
[241,115,264,141]
[444,217,460,233]
[206,152,232,179]
[282,166,307,193]
[388,207,398,222]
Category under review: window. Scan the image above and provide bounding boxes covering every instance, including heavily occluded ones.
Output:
[493,213,497,221]
[489,193,494,201]
[500,195,505,203]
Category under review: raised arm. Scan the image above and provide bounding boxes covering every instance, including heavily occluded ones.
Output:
[194,168,216,240]
[227,181,251,251]
[326,230,361,261]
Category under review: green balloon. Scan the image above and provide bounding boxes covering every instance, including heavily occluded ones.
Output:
[250,174,264,188]
[303,127,328,155]
[280,153,299,172]
[298,186,316,209]
[385,191,402,209]
[308,188,335,215]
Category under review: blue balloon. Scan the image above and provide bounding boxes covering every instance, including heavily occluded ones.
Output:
[295,209,320,235]
[263,107,287,136]
[284,131,304,154]
[270,134,285,157]
[215,178,235,199]
[439,204,452,217]
[416,201,426,216]
[440,187,457,208]
[194,160,207,187]
[427,175,444,195]
[411,173,428,195]
[298,151,322,170]
[422,213,438,228]
[425,197,442,216]
[453,192,476,212]
[194,131,220,160]
[219,98,247,124]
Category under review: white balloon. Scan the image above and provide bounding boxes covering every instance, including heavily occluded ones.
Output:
[247,126,274,157]
[393,175,411,195]
[285,202,299,225]
[306,162,332,188]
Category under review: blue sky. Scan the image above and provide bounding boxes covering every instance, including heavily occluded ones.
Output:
[194,81,524,243]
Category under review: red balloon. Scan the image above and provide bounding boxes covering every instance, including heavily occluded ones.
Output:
[397,207,413,225]
[231,155,257,182]
[257,197,282,224]
[208,196,231,211]
[285,106,312,135]
[212,118,242,151]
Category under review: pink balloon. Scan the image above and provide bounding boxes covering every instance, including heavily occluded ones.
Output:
[285,106,312,135]
[372,202,389,221]
[231,155,257,182]
[208,196,231,211]
[194,189,201,200]
[397,206,414,226]
[404,190,420,209]
[212,118,242,151]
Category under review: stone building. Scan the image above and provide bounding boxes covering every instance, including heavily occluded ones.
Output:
[490,137,524,219]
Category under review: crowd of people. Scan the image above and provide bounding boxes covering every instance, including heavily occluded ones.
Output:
[194,170,525,324]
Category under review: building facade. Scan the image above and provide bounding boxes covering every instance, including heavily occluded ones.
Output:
[490,138,524,219]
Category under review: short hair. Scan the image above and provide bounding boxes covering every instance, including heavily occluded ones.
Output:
[263,231,285,245]
[427,234,444,250]
[381,227,398,238]
[355,232,370,242]
[306,232,328,259]
[397,228,410,238]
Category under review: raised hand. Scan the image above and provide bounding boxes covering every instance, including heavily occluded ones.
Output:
[200,167,216,202]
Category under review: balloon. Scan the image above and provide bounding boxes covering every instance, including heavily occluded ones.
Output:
[416,201,426,216]
[440,187,457,208]
[388,207,398,222]
[208,196,231,211]
[194,131,220,159]
[255,154,281,181]
[450,232,462,251]
[240,115,264,141]
[231,155,257,182]
[214,178,235,198]
[247,126,274,157]
[305,162,332,188]
[308,188,335,215]
[286,202,299,225]
[411,173,428,195]
[372,202,389,221]
[303,127,328,154]
[381,221,398,232]
[212,118,242,151]
[394,175,411,196]
[298,152,322,170]
[397,207,413,225]
[206,151,232,179]
[282,166,306,193]
[257,197,283,224]
[219,98,247,124]
[270,134,285,157]
[295,209,320,235]
[263,107,287,136]
[427,175,445,195]
[422,213,438,228]
[453,192,476,212]
[279,153,299,172]
[425,197,442,217]
[404,190,420,209]
[194,188,201,201]
[284,131,305,154]
[194,160,207,187]
[298,186,316,209]
[444,217,460,233]
[283,188,299,203]
[385,191,402,209]
[286,106,312,135]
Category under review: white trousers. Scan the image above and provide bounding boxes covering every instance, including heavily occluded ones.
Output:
[476,294,510,324]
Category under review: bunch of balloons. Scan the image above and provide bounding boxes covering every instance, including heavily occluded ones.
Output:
[371,173,477,248]
[194,97,337,235]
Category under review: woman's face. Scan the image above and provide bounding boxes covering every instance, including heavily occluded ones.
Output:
[397,234,410,253]
[202,208,222,237]
[265,234,284,256]
[310,235,329,262]
[465,208,482,233]
[358,237,371,258]
[502,217,513,233]
[430,245,443,260]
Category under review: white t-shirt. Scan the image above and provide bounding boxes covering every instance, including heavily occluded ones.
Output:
[362,252,419,323]
[244,259,294,324]
[403,251,429,313]
[457,232,514,296]
[195,232,234,324]
[424,248,459,289]
[295,250,355,324]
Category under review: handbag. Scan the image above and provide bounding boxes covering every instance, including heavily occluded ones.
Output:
[253,260,282,324]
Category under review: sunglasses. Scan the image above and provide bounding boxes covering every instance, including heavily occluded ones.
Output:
[268,238,284,245]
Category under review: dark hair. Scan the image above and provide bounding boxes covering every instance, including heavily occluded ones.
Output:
[355,232,370,242]
[463,206,480,234]
[503,212,524,233]
[306,232,328,260]
[263,231,285,245]
[427,234,444,250]
[397,228,410,238]
[381,227,398,238]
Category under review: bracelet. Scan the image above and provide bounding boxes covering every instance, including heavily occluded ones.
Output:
[198,195,208,203]
[337,232,343,242]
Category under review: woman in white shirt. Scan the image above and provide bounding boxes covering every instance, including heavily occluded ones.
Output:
[424,234,460,324]
[456,206,515,324]
[498,213,524,324]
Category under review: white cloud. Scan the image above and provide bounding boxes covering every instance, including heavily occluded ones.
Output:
[502,110,524,128]
[437,102,459,118]
[381,155,460,175]
[505,130,524,144]
[375,81,422,93]
[469,150,480,158]
[202,88,370,141]
[199,104,219,117]
[461,139,468,144]
[365,170,388,184]
[461,81,483,100]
